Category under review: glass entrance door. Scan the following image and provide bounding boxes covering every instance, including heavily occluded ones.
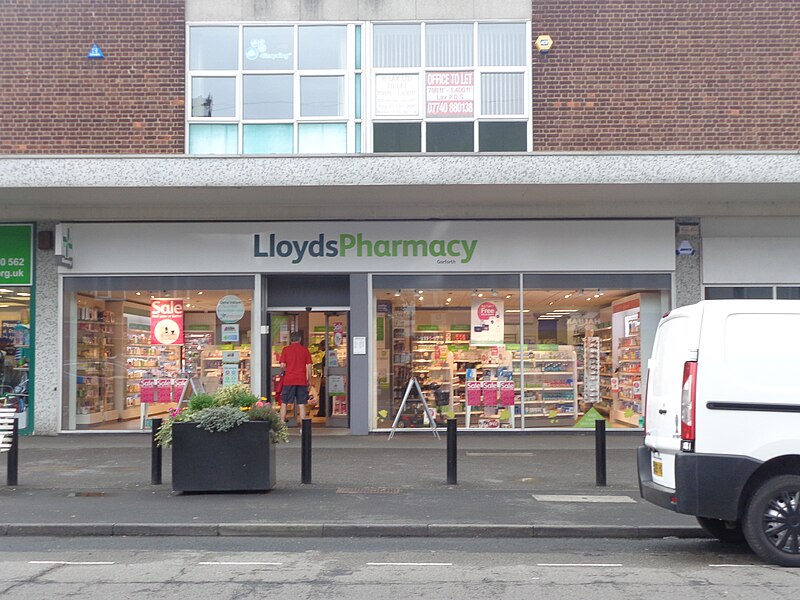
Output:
[268,310,349,428]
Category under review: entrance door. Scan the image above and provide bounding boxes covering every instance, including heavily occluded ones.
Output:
[268,310,349,428]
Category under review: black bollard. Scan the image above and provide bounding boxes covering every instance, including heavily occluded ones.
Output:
[595,418,607,487]
[151,418,163,485]
[7,417,18,486]
[446,418,457,485]
[301,418,312,484]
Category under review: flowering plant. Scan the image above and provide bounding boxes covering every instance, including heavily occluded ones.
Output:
[155,387,288,447]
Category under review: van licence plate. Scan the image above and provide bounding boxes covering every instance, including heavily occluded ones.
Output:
[652,457,663,478]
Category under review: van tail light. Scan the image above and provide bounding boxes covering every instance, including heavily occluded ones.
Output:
[681,361,698,452]
[643,367,651,434]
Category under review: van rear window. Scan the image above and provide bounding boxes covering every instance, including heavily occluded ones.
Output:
[651,316,690,397]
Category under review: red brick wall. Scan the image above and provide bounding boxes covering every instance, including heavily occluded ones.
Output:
[532,0,800,151]
[0,0,184,154]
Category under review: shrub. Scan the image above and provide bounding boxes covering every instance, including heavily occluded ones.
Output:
[187,393,215,412]
[248,403,289,444]
[193,405,249,433]
[213,384,258,408]
[154,386,289,447]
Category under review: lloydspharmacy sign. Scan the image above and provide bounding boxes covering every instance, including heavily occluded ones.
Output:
[254,233,478,265]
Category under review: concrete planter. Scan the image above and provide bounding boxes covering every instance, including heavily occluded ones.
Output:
[171,421,276,493]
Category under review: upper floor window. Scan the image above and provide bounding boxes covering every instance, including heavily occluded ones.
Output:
[186,21,530,155]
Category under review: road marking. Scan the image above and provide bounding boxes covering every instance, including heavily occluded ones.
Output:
[537,563,623,567]
[367,562,453,566]
[29,561,115,565]
[198,562,283,566]
[532,494,636,503]
[708,564,765,568]
[467,452,534,456]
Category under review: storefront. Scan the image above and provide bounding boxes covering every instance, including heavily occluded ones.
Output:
[0,223,34,434]
[56,220,675,433]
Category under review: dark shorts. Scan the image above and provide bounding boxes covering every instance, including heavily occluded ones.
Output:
[282,385,309,405]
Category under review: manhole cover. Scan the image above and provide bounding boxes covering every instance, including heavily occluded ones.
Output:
[336,487,400,494]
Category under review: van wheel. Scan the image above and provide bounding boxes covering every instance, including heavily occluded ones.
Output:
[696,517,745,543]
[742,475,800,567]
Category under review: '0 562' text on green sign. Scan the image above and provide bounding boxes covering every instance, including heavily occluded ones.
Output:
[0,224,33,286]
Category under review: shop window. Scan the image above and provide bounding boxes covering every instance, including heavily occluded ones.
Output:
[298,25,347,69]
[300,76,345,117]
[187,20,529,155]
[426,122,473,152]
[373,281,522,431]
[191,77,236,117]
[373,24,420,68]
[190,27,238,70]
[243,26,293,70]
[243,75,293,119]
[373,123,422,152]
[61,277,254,431]
[777,287,800,299]
[370,21,530,153]
[481,73,525,115]
[0,287,31,432]
[188,124,238,155]
[298,123,347,153]
[478,23,526,66]
[704,287,773,300]
[478,122,527,152]
[243,124,294,154]
[373,277,669,431]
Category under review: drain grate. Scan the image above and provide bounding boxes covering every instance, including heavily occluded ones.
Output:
[336,486,400,495]
[66,492,110,497]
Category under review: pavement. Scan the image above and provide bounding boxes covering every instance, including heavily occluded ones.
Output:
[0,428,704,539]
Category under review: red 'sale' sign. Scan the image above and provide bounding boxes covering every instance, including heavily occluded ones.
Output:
[150,298,184,345]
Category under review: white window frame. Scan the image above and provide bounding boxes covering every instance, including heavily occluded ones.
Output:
[366,20,532,153]
[186,22,360,155]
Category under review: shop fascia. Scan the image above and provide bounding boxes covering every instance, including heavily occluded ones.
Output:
[57,220,676,275]
[254,233,478,265]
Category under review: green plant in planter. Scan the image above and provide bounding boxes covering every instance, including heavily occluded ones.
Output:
[214,384,258,408]
[155,387,289,447]
[187,393,215,412]
[193,405,249,432]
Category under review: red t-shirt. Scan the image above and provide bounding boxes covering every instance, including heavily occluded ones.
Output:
[279,343,312,386]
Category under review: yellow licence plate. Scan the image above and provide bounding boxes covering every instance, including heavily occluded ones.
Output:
[653,459,663,478]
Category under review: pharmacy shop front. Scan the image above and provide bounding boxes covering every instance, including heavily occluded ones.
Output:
[58,220,675,434]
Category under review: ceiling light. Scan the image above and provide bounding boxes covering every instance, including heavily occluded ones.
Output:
[446,297,452,302]
[198,291,204,295]
[478,293,484,298]
[418,296,424,302]
[186,303,191,308]
[586,297,592,301]
[594,294,600,298]
[0,289,13,293]
[553,309,579,313]
[394,290,401,297]
[418,290,424,294]
[17,292,31,297]
[135,291,142,296]
[564,294,571,299]
[598,292,604,296]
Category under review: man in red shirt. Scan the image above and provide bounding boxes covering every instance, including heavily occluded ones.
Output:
[279,331,313,424]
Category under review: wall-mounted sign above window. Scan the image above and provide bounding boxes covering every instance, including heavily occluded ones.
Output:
[0,224,33,286]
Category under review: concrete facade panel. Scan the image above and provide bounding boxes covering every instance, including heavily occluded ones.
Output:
[33,222,59,435]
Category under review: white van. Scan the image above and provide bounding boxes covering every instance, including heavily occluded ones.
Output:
[638,300,800,567]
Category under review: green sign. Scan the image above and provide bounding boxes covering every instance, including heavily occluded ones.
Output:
[0,224,33,286]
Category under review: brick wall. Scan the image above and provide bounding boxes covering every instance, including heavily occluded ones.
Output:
[532,0,800,151]
[0,0,184,154]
